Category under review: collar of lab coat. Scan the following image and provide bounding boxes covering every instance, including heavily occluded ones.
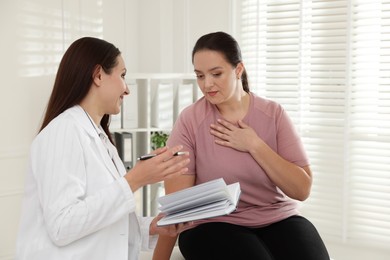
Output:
[67,105,124,180]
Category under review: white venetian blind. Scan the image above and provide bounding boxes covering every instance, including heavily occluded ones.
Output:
[239,0,390,249]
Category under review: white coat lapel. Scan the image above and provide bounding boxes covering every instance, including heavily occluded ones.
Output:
[95,134,122,179]
[70,106,123,180]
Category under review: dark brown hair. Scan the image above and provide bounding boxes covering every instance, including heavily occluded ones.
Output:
[39,37,121,143]
[192,31,250,93]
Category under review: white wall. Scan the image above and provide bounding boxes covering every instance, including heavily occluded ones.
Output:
[0,0,231,259]
[137,0,233,73]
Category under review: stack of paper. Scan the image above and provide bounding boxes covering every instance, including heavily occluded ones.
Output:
[157,178,241,226]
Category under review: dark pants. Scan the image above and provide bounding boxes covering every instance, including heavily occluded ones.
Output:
[178,216,330,260]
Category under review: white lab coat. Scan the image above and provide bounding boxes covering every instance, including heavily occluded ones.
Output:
[16,105,156,260]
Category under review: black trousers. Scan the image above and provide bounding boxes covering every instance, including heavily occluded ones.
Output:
[178,216,330,260]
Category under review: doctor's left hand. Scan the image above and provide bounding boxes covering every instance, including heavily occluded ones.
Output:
[149,213,193,237]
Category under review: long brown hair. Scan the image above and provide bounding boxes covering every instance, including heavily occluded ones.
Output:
[192,31,250,93]
[39,37,121,143]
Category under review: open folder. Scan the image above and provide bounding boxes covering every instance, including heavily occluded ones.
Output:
[157,178,241,226]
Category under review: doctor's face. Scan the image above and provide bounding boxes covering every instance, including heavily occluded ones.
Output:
[99,55,129,115]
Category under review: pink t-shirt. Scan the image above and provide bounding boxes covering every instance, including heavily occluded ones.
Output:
[167,93,309,227]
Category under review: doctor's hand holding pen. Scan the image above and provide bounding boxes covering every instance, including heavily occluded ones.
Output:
[125,145,190,193]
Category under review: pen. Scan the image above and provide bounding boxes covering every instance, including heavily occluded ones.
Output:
[173,151,187,156]
[137,154,157,161]
[137,151,187,161]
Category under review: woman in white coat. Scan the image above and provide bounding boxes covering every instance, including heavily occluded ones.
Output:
[16,37,190,260]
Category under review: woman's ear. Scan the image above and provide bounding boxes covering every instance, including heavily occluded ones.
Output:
[236,62,244,79]
[92,65,103,87]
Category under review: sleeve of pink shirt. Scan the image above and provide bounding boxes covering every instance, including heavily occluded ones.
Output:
[274,106,309,167]
[167,105,200,175]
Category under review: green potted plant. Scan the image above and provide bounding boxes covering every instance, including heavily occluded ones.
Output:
[150,131,169,150]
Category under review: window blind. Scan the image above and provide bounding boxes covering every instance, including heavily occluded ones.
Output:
[239,0,390,249]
